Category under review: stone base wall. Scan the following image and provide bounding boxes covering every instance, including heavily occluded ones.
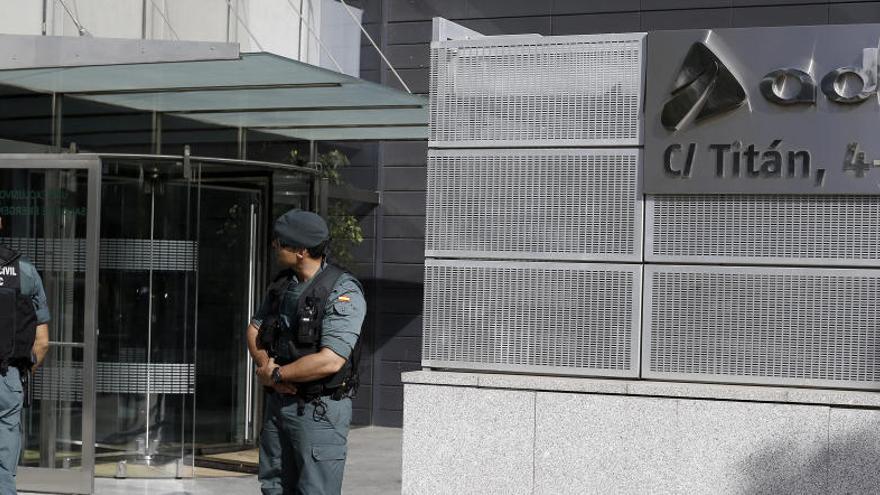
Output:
[401,371,880,494]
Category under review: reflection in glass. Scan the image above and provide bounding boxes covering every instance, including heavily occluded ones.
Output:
[0,168,89,470]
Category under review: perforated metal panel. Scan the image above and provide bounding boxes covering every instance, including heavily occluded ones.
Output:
[646,195,880,266]
[644,265,880,390]
[2,237,198,271]
[426,149,643,261]
[430,33,645,147]
[95,362,194,395]
[31,362,195,402]
[32,363,84,402]
[423,259,642,377]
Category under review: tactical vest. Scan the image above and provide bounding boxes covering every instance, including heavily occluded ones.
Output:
[0,246,37,373]
[258,264,363,400]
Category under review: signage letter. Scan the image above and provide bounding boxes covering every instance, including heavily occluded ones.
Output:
[760,69,816,105]
[821,48,878,104]
[664,144,683,177]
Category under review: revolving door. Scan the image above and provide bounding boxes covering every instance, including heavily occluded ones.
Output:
[2,153,315,491]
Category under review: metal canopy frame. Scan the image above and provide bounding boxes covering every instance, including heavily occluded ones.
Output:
[0,48,428,142]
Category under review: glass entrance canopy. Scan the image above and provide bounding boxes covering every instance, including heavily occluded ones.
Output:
[0,52,428,142]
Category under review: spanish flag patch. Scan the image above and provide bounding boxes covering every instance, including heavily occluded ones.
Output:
[338,295,351,302]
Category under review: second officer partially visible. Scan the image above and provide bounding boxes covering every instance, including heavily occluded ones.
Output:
[246,209,366,495]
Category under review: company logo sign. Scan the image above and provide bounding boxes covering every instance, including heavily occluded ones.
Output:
[762,47,878,105]
[661,42,747,131]
[645,26,880,196]
[659,41,880,185]
[665,42,880,127]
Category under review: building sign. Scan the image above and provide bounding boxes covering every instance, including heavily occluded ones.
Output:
[644,24,880,194]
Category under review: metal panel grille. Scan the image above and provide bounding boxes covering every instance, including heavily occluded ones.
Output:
[646,195,880,266]
[426,149,642,261]
[95,362,195,395]
[644,265,880,389]
[1,238,85,272]
[430,34,645,147]
[32,363,84,402]
[2,237,198,271]
[423,259,641,377]
[32,362,195,402]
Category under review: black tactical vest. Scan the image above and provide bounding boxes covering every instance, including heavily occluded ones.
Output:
[0,246,37,373]
[258,264,363,399]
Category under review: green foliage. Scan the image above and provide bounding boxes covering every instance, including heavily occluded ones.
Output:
[290,148,364,268]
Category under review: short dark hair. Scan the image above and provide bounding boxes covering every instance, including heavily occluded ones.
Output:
[306,240,330,259]
[278,238,330,259]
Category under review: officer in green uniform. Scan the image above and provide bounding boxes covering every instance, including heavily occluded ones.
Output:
[0,214,50,494]
[246,209,366,495]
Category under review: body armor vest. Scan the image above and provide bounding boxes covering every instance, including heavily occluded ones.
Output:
[258,264,363,400]
[0,246,37,374]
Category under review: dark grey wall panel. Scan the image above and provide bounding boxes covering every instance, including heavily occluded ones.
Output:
[733,0,826,5]
[379,315,424,338]
[350,239,376,266]
[360,69,380,83]
[387,21,433,44]
[460,16,553,36]
[387,0,467,22]
[357,212,377,239]
[732,4,829,26]
[340,166,377,190]
[383,239,425,264]
[552,12,642,35]
[379,386,404,410]
[377,288,424,315]
[345,0,381,23]
[383,167,426,191]
[383,215,426,239]
[387,44,430,69]
[642,8,732,29]
[360,45,381,71]
[345,142,380,166]
[466,0,552,18]
[382,141,428,166]
[360,22,383,45]
[641,0,731,9]
[381,263,425,284]
[380,361,422,387]
[556,0,640,14]
[383,192,427,216]
[381,336,422,362]
[350,262,374,280]
[383,67,429,94]
[830,2,880,23]
[376,410,402,426]
[352,406,371,425]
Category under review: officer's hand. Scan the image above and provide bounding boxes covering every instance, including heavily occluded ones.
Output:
[256,358,277,386]
[273,382,298,395]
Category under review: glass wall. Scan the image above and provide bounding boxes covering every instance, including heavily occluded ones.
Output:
[95,158,201,477]
[91,157,310,477]
[0,158,100,494]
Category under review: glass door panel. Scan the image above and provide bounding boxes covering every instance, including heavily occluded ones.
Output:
[96,159,199,478]
[0,156,99,495]
[194,184,261,450]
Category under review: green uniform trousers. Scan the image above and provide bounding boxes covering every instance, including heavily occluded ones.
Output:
[259,391,351,495]
[0,367,22,495]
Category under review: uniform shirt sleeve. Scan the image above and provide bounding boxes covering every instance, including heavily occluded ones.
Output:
[250,292,272,329]
[320,275,366,360]
[21,262,50,324]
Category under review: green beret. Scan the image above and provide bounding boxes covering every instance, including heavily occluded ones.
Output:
[273,209,329,248]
